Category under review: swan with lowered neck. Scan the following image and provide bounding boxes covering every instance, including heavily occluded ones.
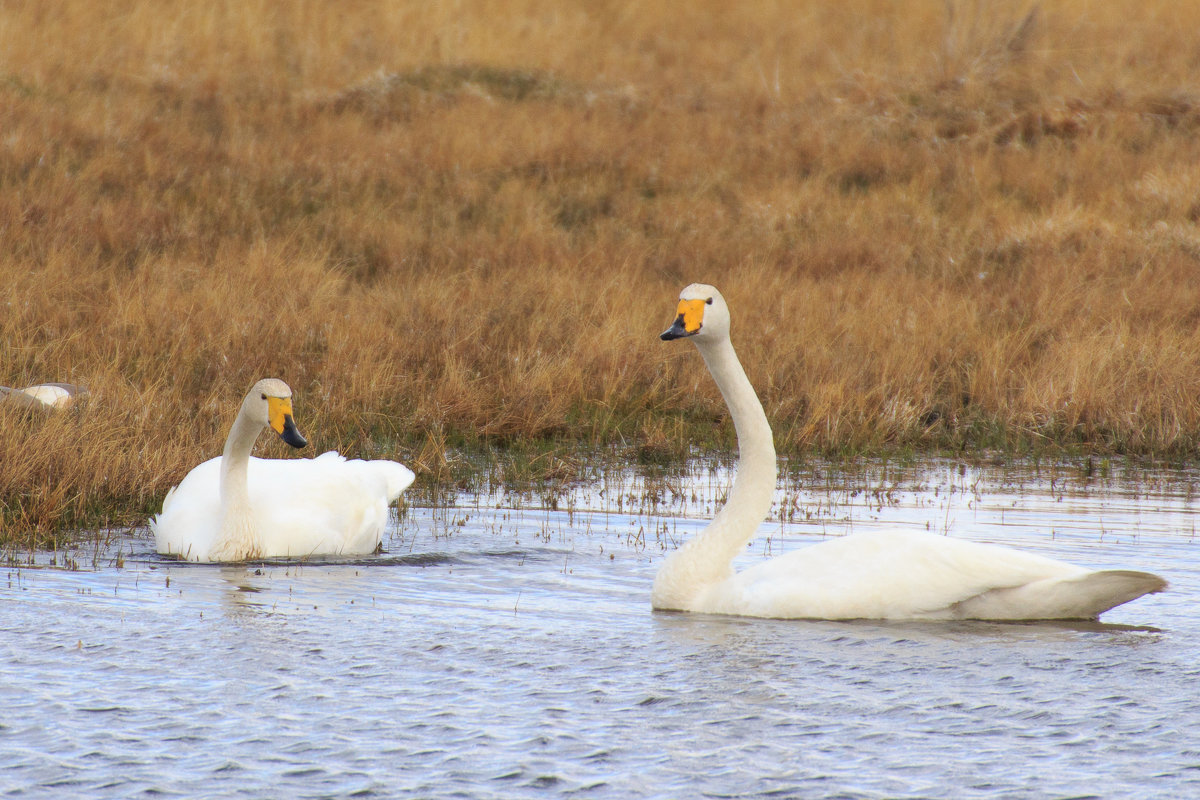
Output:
[652,284,1167,620]
[152,378,414,562]
[0,382,85,410]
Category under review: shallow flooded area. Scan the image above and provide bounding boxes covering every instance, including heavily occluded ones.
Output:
[3,459,1200,798]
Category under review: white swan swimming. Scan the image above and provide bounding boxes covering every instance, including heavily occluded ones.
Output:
[653,284,1167,620]
[0,382,85,410]
[152,378,415,562]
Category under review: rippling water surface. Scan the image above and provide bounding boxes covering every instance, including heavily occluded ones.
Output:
[3,459,1200,798]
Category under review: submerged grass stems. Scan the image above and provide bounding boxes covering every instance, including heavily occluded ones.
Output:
[3,1,1200,544]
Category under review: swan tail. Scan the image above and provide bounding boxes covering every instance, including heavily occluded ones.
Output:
[952,569,1168,620]
[375,461,416,501]
[309,452,414,501]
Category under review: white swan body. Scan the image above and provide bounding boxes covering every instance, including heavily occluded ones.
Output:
[652,284,1167,620]
[152,378,415,562]
[0,382,85,410]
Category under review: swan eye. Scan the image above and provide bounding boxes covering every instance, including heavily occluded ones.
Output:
[705,297,714,305]
[261,393,267,400]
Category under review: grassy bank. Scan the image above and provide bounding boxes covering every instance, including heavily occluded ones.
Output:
[3,0,1200,543]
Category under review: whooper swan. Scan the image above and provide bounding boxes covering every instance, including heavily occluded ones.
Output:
[0,382,85,410]
[152,378,415,562]
[653,284,1166,620]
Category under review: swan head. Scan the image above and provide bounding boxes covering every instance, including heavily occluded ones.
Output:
[243,378,308,449]
[660,283,730,343]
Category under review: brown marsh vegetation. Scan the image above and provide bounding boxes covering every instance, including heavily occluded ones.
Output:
[3,0,1200,543]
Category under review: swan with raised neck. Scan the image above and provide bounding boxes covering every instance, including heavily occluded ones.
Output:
[651,284,1166,620]
[210,378,307,561]
[652,284,776,611]
[152,377,415,562]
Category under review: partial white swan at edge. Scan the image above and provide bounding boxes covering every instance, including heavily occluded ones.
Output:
[0,382,85,410]
[652,283,1167,620]
[152,378,415,562]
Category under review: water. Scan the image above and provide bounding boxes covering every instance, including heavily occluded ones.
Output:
[3,459,1200,799]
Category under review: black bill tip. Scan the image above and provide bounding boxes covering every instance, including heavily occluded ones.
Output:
[660,315,692,341]
[279,414,308,449]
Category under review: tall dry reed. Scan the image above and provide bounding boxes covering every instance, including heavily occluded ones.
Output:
[3,0,1200,543]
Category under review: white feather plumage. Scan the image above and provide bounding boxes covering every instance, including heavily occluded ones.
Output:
[652,285,1165,620]
[152,379,414,562]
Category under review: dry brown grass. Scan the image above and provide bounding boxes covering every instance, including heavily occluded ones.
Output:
[4,0,1200,542]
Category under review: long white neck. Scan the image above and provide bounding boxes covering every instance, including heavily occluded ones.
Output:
[652,335,777,610]
[210,407,261,560]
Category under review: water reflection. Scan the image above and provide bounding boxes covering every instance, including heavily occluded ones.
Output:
[218,567,270,620]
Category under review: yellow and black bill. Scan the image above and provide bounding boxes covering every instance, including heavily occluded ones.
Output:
[267,396,308,449]
[660,298,708,341]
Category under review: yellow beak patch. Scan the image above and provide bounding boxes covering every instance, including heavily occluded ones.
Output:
[676,299,707,335]
[267,396,294,435]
